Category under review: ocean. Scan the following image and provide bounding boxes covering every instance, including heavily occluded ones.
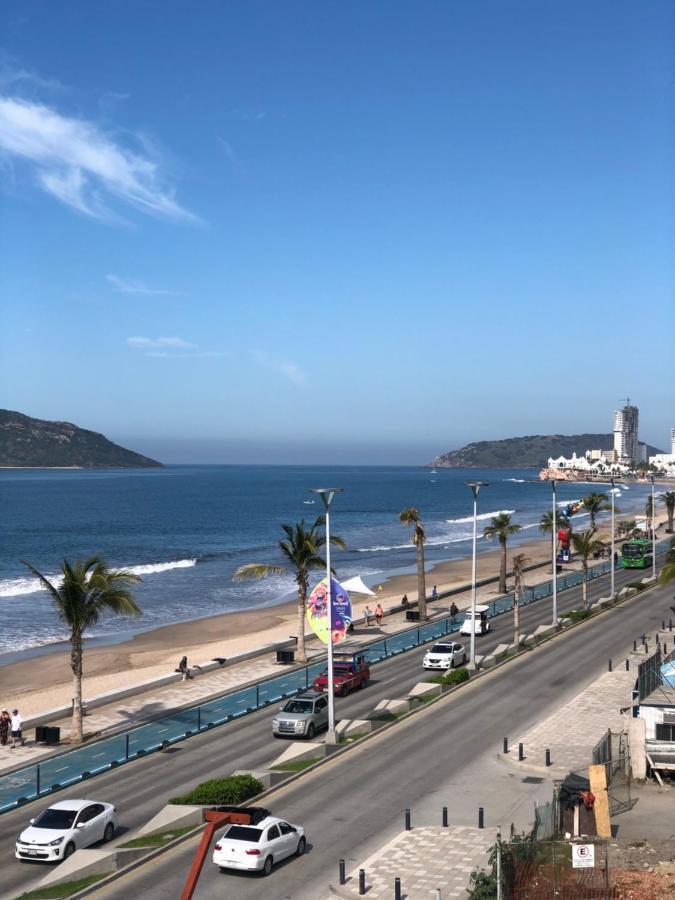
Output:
[0,465,654,657]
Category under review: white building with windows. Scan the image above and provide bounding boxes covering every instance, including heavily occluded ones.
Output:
[614,403,639,461]
[547,451,630,476]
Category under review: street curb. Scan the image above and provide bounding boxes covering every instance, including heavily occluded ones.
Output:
[83,568,669,897]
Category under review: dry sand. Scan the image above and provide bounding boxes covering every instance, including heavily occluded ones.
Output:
[1,509,670,720]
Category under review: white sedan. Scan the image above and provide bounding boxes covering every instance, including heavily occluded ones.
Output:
[213,815,306,876]
[15,799,117,862]
[423,641,467,670]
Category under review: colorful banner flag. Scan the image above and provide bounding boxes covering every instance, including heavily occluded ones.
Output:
[306,577,352,645]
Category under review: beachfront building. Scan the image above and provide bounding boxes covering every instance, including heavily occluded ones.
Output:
[649,453,675,476]
[614,402,639,462]
[671,428,675,455]
[546,451,630,477]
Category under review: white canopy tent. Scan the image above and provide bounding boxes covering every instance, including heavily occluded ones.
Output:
[341,575,376,596]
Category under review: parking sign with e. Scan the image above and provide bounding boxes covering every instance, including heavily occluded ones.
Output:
[572,843,595,868]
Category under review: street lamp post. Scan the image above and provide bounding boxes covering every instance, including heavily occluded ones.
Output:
[610,477,616,599]
[466,481,488,668]
[650,475,656,581]
[310,487,344,744]
[551,480,558,626]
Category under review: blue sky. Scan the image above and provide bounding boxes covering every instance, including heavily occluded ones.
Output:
[0,1,673,464]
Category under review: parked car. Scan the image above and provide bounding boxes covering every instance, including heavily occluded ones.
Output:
[459,605,491,636]
[423,641,467,670]
[213,815,306,876]
[272,692,328,739]
[313,649,370,695]
[15,800,117,862]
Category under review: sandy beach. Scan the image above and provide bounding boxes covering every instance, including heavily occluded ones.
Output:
[1,509,670,720]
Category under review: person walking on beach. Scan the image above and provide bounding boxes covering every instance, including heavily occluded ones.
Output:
[401,593,409,608]
[449,602,459,619]
[10,709,24,748]
[375,603,384,627]
[431,585,438,601]
[0,710,10,746]
[363,605,373,626]
[177,656,192,681]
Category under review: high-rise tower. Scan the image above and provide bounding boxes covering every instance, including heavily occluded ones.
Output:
[613,400,639,462]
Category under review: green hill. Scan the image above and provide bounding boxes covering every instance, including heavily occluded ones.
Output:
[0,410,162,468]
[432,433,662,469]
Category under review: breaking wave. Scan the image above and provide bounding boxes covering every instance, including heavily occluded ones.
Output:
[446,509,515,525]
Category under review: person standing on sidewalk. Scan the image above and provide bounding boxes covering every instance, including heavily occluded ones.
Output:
[10,709,24,748]
[0,710,10,746]
[375,603,384,627]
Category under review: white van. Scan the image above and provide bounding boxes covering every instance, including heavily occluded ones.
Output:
[459,605,491,636]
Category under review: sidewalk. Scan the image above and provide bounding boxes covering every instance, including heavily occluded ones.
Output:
[328,826,499,899]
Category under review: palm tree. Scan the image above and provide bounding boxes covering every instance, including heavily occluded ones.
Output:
[569,529,605,609]
[661,492,675,533]
[399,508,428,620]
[539,510,570,535]
[581,492,611,529]
[617,519,636,538]
[512,553,528,644]
[483,512,522,594]
[22,557,141,743]
[233,517,346,663]
[645,496,654,536]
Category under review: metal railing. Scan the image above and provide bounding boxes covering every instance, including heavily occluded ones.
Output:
[0,539,669,815]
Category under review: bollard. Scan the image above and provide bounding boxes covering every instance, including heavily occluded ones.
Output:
[545,748,551,767]
[608,658,612,672]
[625,658,630,671]
[656,633,659,644]
[670,619,673,632]
[633,640,637,652]
[518,742,524,761]
[478,806,485,829]
[404,808,411,831]
[442,806,448,827]
[359,869,366,895]
[394,876,402,900]
[339,859,346,885]
[503,737,509,754]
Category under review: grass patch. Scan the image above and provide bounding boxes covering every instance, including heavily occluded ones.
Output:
[169,774,263,806]
[423,667,470,687]
[339,731,368,744]
[119,825,196,848]
[18,873,111,899]
[272,758,321,772]
[369,709,407,721]
[412,693,436,704]
[561,608,592,623]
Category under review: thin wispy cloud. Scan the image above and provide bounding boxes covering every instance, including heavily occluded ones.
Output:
[0,94,197,223]
[252,351,306,386]
[107,274,178,296]
[126,336,227,360]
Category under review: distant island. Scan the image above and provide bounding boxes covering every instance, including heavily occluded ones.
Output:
[0,410,163,468]
[432,433,663,469]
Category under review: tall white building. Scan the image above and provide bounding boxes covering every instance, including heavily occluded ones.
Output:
[671,428,675,455]
[613,403,639,461]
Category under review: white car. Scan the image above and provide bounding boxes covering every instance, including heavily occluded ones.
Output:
[213,815,306,876]
[423,641,467,670]
[15,799,117,862]
[459,605,491,636]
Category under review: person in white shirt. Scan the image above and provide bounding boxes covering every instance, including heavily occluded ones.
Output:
[10,709,24,748]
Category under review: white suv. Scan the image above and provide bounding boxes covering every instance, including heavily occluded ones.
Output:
[423,641,466,671]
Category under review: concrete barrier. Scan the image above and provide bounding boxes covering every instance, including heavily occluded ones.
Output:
[37,848,115,888]
[134,803,203,837]
[409,682,443,698]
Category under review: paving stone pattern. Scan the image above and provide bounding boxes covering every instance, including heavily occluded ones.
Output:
[330,826,499,899]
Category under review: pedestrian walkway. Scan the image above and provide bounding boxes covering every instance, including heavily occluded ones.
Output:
[328,826,499,899]
[504,648,641,776]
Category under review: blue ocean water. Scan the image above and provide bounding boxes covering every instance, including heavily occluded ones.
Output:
[0,466,653,655]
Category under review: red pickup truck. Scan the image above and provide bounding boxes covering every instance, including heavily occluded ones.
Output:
[312,651,370,696]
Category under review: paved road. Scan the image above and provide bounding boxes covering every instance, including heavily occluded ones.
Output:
[1,566,661,899]
[96,578,674,900]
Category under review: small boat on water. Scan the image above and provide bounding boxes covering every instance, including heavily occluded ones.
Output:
[303,500,315,505]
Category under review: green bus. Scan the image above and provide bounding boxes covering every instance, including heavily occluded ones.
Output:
[620,539,652,569]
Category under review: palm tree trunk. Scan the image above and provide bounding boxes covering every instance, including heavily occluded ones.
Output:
[499,539,507,594]
[514,589,520,644]
[667,502,674,533]
[581,563,589,609]
[296,585,308,663]
[70,630,84,744]
[416,541,427,620]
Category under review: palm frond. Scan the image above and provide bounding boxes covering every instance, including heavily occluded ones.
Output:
[232,563,285,582]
